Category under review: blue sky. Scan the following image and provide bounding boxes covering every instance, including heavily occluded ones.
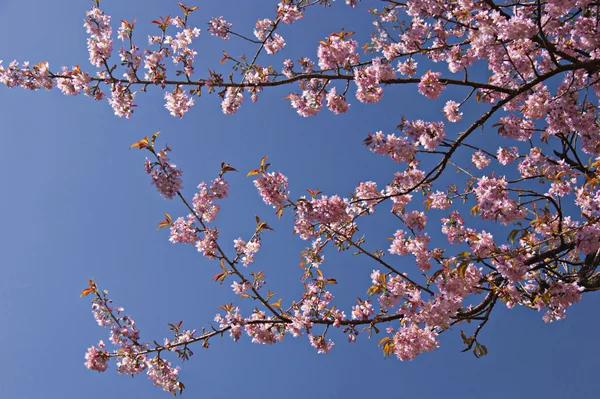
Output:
[0,0,598,398]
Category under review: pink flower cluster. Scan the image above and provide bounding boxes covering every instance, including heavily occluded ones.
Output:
[404,120,446,150]
[234,238,261,266]
[392,325,438,361]
[443,100,462,122]
[254,19,272,40]
[245,311,281,344]
[351,299,374,320]
[221,88,244,114]
[354,58,395,103]
[245,67,270,102]
[168,26,201,77]
[418,71,444,99]
[471,151,490,169]
[317,35,359,70]
[146,357,182,394]
[389,229,433,271]
[56,66,92,96]
[196,228,219,259]
[214,307,244,342]
[164,86,194,117]
[308,335,335,354]
[367,131,417,163]
[473,176,526,225]
[208,16,231,40]
[84,7,113,68]
[294,195,352,239]
[289,80,325,117]
[169,215,198,244]
[540,281,584,323]
[254,171,289,210]
[325,88,350,114]
[396,59,417,77]
[108,82,136,118]
[576,224,600,255]
[144,147,183,200]
[277,4,304,24]
[86,291,148,377]
[0,60,54,91]
[84,341,109,372]
[352,181,381,214]
[492,246,528,283]
[497,147,519,165]
[192,177,229,222]
[265,34,286,54]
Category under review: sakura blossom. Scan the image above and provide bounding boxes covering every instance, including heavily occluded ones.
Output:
[2,0,599,395]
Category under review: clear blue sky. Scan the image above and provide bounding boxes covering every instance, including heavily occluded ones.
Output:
[0,1,598,398]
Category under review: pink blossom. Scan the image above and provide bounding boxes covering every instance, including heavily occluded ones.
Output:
[367,131,417,163]
[287,313,313,337]
[418,71,444,99]
[169,27,201,77]
[309,195,351,225]
[397,59,418,77]
[389,230,433,271]
[192,177,229,222]
[282,59,295,78]
[492,246,527,283]
[264,34,286,55]
[497,147,519,165]
[576,224,600,255]
[351,299,374,320]
[473,176,526,225]
[116,353,147,376]
[196,228,219,259]
[164,86,194,117]
[317,35,359,69]
[430,191,451,210]
[540,281,584,323]
[309,335,335,354]
[393,325,438,361]
[221,88,244,114]
[215,308,244,342]
[84,7,113,68]
[443,100,462,122]
[404,210,427,232]
[245,311,279,344]
[496,115,535,141]
[145,147,183,200]
[169,215,197,244]
[325,87,350,114]
[207,17,231,40]
[471,151,490,169]
[108,82,136,118]
[56,66,91,96]
[84,341,109,372]
[234,238,261,266]
[441,211,470,245]
[352,181,381,213]
[143,48,169,83]
[404,120,446,150]
[469,230,496,257]
[289,80,325,117]
[231,281,251,295]
[146,357,182,394]
[254,172,289,210]
[254,19,272,40]
[354,58,395,103]
[293,195,352,240]
[277,4,303,24]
